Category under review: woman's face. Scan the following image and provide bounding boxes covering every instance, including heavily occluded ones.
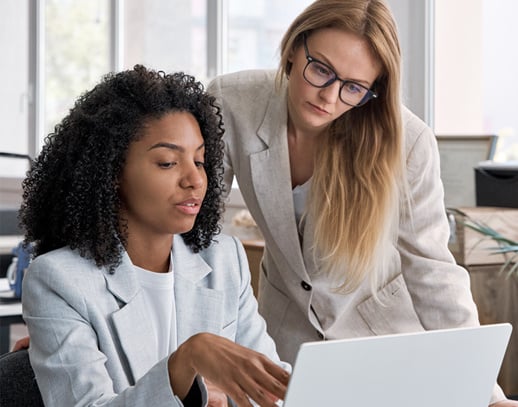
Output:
[287,27,381,134]
[118,111,207,240]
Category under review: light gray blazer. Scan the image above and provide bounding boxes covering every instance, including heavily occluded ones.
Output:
[208,70,505,403]
[22,234,285,407]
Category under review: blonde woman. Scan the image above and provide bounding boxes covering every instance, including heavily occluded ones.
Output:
[208,0,516,405]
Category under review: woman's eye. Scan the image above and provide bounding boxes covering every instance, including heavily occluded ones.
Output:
[195,161,206,168]
[158,162,176,169]
[344,82,362,94]
[314,62,332,77]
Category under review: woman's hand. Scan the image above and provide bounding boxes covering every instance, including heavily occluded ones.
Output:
[12,335,30,351]
[168,332,289,407]
[205,379,229,407]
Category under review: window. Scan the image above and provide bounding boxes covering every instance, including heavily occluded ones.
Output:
[1,0,316,182]
[227,0,312,73]
[434,0,518,161]
[123,0,207,81]
[0,0,29,178]
[44,0,111,147]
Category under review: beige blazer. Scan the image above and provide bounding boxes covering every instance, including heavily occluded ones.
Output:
[208,69,505,403]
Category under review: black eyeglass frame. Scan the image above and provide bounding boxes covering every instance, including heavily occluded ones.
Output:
[302,34,378,107]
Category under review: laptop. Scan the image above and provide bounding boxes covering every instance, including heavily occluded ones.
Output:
[282,323,512,407]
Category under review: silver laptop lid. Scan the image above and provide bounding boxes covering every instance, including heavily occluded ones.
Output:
[283,323,512,407]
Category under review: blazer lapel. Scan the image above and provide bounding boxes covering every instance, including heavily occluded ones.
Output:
[249,86,308,281]
[172,236,225,345]
[103,239,227,381]
[104,253,158,382]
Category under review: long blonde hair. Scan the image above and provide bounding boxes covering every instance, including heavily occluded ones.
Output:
[278,0,404,293]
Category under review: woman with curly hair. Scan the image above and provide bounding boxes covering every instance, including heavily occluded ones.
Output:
[19,65,289,407]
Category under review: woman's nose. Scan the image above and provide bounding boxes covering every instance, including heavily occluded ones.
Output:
[318,81,341,104]
[180,165,206,189]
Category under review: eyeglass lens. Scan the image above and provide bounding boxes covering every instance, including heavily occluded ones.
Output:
[304,60,370,106]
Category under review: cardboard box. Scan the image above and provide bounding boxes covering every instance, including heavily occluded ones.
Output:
[448,206,518,266]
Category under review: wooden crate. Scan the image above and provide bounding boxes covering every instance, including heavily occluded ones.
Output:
[448,207,518,266]
[468,264,518,397]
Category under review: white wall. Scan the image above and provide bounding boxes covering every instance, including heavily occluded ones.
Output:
[434,0,483,133]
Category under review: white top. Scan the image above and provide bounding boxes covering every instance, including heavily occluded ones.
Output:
[292,178,311,232]
[134,257,177,361]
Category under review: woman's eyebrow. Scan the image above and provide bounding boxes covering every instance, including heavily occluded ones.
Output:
[148,142,182,152]
[147,142,205,152]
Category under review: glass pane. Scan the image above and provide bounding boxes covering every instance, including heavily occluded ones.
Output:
[227,0,313,72]
[434,0,518,162]
[481,0,518,161]
[0,0,29,178]
[123,0,207,81]
[44,0,110,146]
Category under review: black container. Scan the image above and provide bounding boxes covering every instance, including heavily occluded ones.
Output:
[475,161,518,208]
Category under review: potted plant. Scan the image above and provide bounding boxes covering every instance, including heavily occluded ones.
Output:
[456,209,518,276]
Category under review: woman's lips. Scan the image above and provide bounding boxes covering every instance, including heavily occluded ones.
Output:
[176,199,202,215]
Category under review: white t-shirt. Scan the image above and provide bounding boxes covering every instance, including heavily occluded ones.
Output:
[134,256,177,361]
[293,178,311,235]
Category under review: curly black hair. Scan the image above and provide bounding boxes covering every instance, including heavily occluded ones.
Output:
[19,65,225,270]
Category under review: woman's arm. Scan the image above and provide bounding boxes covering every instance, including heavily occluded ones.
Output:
[397,108,508,404]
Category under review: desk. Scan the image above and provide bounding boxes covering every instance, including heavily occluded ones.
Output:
[0,278,23,355]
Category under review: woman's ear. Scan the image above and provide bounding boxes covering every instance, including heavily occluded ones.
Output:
[285,49,296,77]
[287,47,295,64]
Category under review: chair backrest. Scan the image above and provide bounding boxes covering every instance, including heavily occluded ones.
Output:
[0,349,44,407]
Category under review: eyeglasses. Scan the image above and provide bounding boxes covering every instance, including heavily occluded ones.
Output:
[302,34,378,107]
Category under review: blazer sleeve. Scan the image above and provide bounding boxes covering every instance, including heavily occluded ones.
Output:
[207,77,235,201]
[398,111,479,328]
[397,111,506,403]
[22,257,203,407]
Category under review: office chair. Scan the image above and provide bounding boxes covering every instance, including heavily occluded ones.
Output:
[0,349,44,407]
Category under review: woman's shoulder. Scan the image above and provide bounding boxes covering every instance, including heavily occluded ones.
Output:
[401,106,432,139]
[30,247,91,269]
[202,233,244,258]
[26,246,105,289]
[207,69,277,103]
[401,106,435,153]
[201,234,248,268]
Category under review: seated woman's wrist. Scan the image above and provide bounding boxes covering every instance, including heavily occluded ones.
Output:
[167,341,197,400]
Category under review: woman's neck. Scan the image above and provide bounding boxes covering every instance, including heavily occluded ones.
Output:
[125,234,173,273]
[287,118,321,188]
